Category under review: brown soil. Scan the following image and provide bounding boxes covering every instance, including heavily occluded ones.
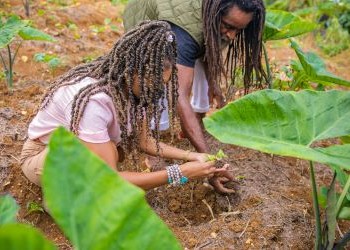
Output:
[1,1,350,249]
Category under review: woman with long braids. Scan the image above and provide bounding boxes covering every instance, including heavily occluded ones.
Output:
[123,0,266,193]
[20,21,227,190]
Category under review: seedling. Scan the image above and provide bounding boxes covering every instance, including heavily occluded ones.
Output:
[235,175,246,181]
[81,55,96,63]
[34,52,61,72]
[89,25,106,34]
[207,149,228,161]
[0,15,55,89]
[26,201,44,215]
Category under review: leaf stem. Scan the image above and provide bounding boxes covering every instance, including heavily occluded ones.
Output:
[12,40,23,64]
[310,161,322,249]
[0,51,8,72]
[262,42,272,89]
[7,45,13,89]
[336,175,350,217]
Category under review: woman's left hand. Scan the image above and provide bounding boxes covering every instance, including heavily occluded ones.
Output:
[187,152,209,162]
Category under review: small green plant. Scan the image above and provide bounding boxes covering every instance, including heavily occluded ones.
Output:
[316,17,350,56]
[89,24,106,34]
[81,55,96,63]
[0,15,55,89]
[207,149,228,161]
[34,52,61,71]
[37,9,45,17]
[26,201,44,215]
[89,18,122,35]
[262,10,317,88]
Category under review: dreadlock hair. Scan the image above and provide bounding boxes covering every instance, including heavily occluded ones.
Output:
[40,20,178,156]
[202,0,266,93]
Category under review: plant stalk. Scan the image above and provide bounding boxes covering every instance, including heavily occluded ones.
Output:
[13,41,23,64]
[6,45,13,89]
[22,0,30,17]
[336,175,350,217]
[310,161,322,249]
[262,42,272,89]
[0,51,8,71]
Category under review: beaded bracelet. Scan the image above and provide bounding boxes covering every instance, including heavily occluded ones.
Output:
[166,164,188,186]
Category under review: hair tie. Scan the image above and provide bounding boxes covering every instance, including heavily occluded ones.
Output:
[166,33,174,42]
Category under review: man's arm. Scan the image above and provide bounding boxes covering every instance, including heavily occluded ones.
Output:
[177,64,209,153]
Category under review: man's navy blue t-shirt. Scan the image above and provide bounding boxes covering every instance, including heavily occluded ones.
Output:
[169,22,203,68]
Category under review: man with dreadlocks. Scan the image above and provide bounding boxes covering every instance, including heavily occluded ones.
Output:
[123,0,266,193]
[20,21,229,190]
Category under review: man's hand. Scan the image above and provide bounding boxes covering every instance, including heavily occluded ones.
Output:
[208,164,235,194]
[208,83,226,109]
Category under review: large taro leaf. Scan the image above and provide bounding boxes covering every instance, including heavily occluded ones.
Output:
[0,224,56,250]
[263,10,317,41]
[18,26,56,42]
[204,90,350,169]
[42,127,181,250]
[291,40,350,87]
[0,195,19,225]
[0,15,28,49]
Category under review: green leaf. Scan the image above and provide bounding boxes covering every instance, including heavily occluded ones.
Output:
[326,174,337,249]
[0,195,19,225]
[204,90,350,169]
[18,26,56,42]
[318,186,328,209]
[290,40,350,87]
[263,10,317,41]
[207,149,228,161]
[34,52,46,62]
[338,206,350,220]
[340,136,350,144]
[0,15,28,49]
[42,127,181,250]
[26,201,44,214]
[48,58,61,69]
[0,224,56,250]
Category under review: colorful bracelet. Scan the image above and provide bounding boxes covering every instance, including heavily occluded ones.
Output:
[166,164,188,185]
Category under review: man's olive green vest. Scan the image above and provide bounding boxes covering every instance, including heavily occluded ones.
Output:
[123,0,204,46]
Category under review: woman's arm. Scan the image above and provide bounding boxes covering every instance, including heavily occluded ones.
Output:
[82,140,119,169]
[81,140,221,190]
[139,120,208,162]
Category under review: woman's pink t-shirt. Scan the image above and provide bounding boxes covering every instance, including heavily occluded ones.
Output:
[28,77,121,144]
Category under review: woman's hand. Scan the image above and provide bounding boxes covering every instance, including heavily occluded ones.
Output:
[186,152,209,162]
[179,161,228,180]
